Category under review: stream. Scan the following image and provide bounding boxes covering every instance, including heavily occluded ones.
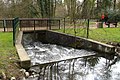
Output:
[23,34,120,80]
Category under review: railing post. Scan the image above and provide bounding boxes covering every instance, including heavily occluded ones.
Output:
[34,20,35,31]
[73,19,76,35]
[108,23,110,28]
[63,18,65,33]
[48,18,51,30]
[47,20,48,30]
[13,17,19,46]
[3,19,6,32]
[87,19,89,38]
[49,19,51,30]
[59,19,60,29]
[13,19,15,46]
[20,20,22,31]
[3,20,5,32]
[33,20,36,41]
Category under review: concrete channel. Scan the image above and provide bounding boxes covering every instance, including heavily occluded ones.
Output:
[15,30,116,69]
[15,31,31,69]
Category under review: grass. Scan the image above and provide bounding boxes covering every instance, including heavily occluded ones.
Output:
[0,32,21,79]
[56,27,120,43]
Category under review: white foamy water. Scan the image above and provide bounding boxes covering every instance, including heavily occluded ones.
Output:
[23,34,120,80]
[24,42,96,65]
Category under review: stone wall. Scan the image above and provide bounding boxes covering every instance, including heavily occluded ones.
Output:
[24,30,116,54]
[45,31,115,54]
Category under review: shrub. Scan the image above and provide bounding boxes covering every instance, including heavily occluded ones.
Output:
[107,10,120,22]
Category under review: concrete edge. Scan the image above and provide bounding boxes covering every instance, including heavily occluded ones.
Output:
[48,30,116,54]
[50,30,114,47]
[15,31,31,69]
[23,30,116,54]
[87,39,114,48]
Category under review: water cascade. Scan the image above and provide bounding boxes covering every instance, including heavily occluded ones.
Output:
[23,34,120,80]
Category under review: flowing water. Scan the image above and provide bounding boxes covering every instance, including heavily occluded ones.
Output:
[23,34,120,80]
[24,42,96,65]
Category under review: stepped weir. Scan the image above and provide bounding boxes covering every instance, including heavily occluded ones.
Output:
[14,30,119,80]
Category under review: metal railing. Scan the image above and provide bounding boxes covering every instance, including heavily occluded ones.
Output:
[0,18,61,32]
[0,18,119,46]
[0,18,119,32]
[0,18,13,32]
[19,18,60,31]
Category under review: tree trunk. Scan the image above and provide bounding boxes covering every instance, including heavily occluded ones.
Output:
[113,0,116,10]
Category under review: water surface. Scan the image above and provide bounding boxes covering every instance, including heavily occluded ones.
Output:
[23,34,120,80]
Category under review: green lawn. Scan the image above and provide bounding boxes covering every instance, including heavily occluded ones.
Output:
[0,32,20,78]
[56,27,120,43]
